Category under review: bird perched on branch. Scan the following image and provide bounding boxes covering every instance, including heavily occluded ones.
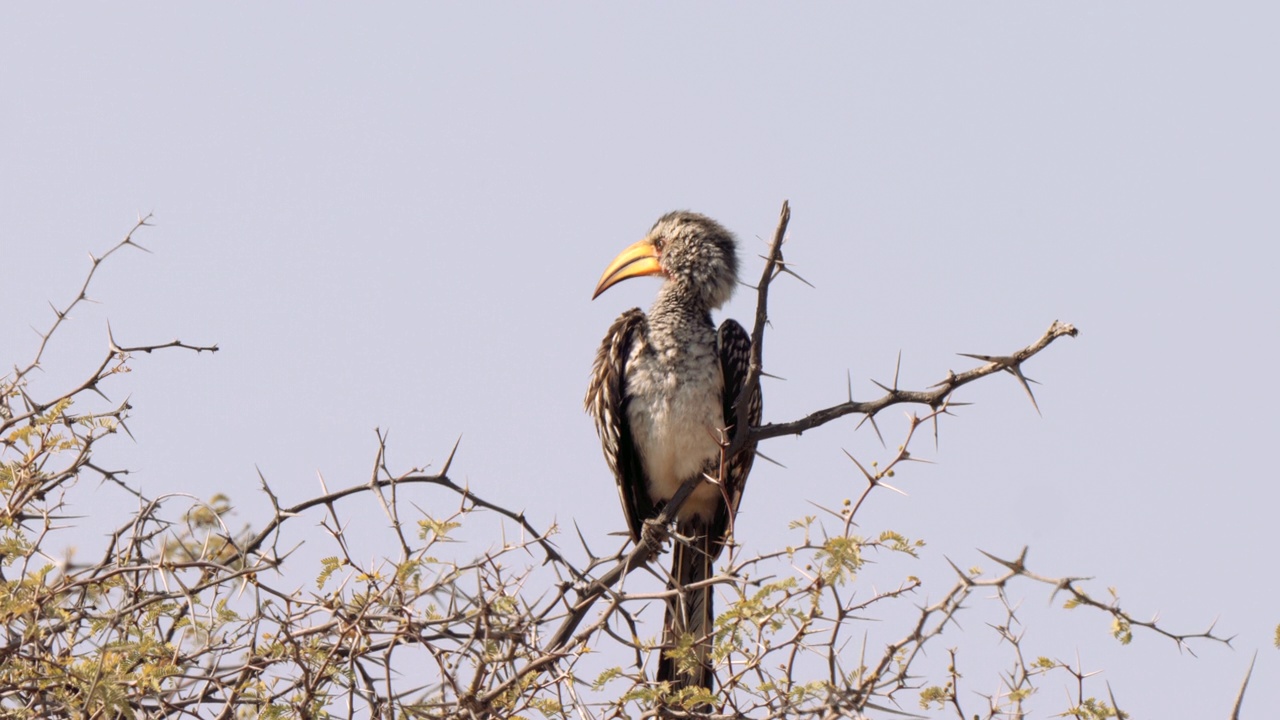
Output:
[586,211,762,694]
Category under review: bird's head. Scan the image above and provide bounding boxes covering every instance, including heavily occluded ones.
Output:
[591,211,740,310]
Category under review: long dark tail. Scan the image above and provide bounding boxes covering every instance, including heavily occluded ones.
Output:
[658,528,715,692]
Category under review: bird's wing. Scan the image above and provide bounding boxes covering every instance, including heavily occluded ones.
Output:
[585,308,653,543]
[714,318,761,551]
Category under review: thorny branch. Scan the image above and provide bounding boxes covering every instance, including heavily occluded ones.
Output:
[752,320,1077,445]
[0,209,1238,720]
[2,215,218,441]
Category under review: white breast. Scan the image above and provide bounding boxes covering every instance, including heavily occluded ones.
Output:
[625,334,725,523]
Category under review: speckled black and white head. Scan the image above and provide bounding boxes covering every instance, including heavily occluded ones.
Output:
[592,211,740,311]
[646,211,739,309]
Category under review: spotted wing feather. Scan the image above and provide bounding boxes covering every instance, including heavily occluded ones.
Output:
[711,318,761,557]
[585,309,652,543]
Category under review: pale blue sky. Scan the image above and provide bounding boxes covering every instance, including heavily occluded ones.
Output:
[3,4,1276,716]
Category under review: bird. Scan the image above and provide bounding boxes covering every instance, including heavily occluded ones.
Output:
[585,211,762,694]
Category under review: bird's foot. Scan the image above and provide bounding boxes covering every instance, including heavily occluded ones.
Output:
[640,518,670,560]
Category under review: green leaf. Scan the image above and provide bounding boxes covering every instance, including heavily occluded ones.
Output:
[316,556,343,589]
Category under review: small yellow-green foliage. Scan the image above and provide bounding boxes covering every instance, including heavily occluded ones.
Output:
[1,563,57,621]
[1065,696,1125,719]
[877,529,924,557]
[316,556,345,589]
[395,558,424,591]
[419,515,462,541]
[0,532,33,566]
[660,683,718,712]
[354,569,384,583]
[592,667,623,691]
[7,398,80,460]
[1111,617,1133,645]
[1007,686,1033,702]
[260,705,292,720]
[815,535,864,584]
[716,577,798,656]
[527,696,566,718]
[919,684,951,708]
[788,515,815,531]
[494,670,550,714]
[490,592,519,616]
[665,631,703,678]
[214,597,240,622]
[618,683,661,707]
[183,494,232,528]
[782,680,828,705]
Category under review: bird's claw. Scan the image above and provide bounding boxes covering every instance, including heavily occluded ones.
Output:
[640,518,669,560]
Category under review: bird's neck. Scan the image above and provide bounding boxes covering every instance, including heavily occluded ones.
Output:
[651,281,715,329]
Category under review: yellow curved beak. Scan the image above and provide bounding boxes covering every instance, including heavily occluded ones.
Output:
[591,239,663,299]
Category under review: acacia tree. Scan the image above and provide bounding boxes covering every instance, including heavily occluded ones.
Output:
[0,207,1239,719]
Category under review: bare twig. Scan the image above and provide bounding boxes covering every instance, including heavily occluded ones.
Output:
[6,208,1226,720]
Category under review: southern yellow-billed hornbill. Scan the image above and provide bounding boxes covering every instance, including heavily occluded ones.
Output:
[586,211,761,693]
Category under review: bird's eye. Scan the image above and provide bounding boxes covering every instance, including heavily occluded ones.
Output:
[653,238,666,253]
